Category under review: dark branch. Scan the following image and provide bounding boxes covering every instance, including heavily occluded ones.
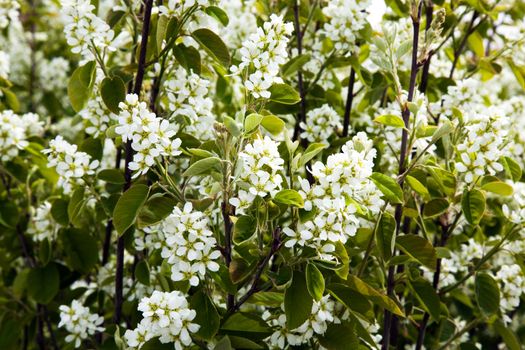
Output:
[382,3,423,349]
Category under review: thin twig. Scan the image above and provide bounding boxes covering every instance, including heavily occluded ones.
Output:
[342,68,356,137]
[115,0,154,326]
[382,3,423,349]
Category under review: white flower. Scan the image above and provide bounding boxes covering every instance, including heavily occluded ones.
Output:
[43,136,99,193]
[154,202,221,287]
[58,300,104,348]
[231,14,293,99]
[300,104,342,143]
[115,94,182,178]
[127,290,200,349]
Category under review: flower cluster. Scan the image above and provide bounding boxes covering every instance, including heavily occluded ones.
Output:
[0,110,43,161]
[27,202,60,242]
[265,296,337,348]
[0,0,18,28]
[115,94,182,178]
[79,94,114,138]
[454,111,509,183]
[61,0,128,60]
[231,14,294,99]
[321,0,370,52]
[43,135,99,193]
[235,136,284,203]
[285,132,383,258]
[496,264,525,315]
[58,300,104,348]
[0,50,9,80]
[163,67,215,140]
[300,104,342,143]
[124,290,199,349]
[159,202,220,286]
[39,57,70,92]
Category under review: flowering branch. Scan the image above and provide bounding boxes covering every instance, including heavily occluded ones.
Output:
[115,0,154,326]
[382,2,423,349]
[229,227,282,313]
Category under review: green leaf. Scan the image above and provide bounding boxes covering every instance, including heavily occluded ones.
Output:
[173,44,202,75]
[248,292,284,307]
[406,175,429,198]
[423,198,449,218]
[0,201,19,228]
[493,320,521,350]
[2,89,20,112]
[376,212,396,260]
[67,187,86,227]
[221,313,271,335]
[467,31,484,57]
[306,263,325,301]
[191,28,230,67]
[101,75,126,113]
[396,235,437,270]
[268,83,301,105]
[113,184,150,235]
[244,113,264,133]
[191,290,220,340]
[318,321,359,350]
[509,61,525,90]
[409,278,441,321]
[223,116,241,137]
[135,260,150,286]
[273,189,304,208]
[137,195,176,227]
[427,166,457,197]
[80,137,103,161]
[205,6,229,26]
[27,264,59,304]
[475,272,500,315]
[374,114,405,128]
[142,339,173,350]
[327,284,373,320]
[285,271,313,329]
[260,115,285,135]
[51,198,69,226]
[461,189,485,225]
[298,143,326,168]
[229,336,263,349]
[61,228,99,273]
[502,156,522,182]
[281,54,311,77]
[431,119,453,143]
[370,173,403,204]
[183,157,222,177]
[68,61,96,112]
[481,181,513,196]
[233,215,256,243]
[97,169,126,184]
[214,336,232,350]
[345,274,404,317]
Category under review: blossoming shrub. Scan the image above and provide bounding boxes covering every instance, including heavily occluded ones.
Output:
[2,0,525,349]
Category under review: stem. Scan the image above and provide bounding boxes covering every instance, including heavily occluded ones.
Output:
[342,67,356,137]
[292,0,307,148]
[382,3,422,349]
[439,225,516,295]
[449,11,479,79]
[419,0,433,94]
[415,215,451,350]
[437,318,480,350]
[228,227,281,313]
[222,201,235,309]
[114,0,154,326]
